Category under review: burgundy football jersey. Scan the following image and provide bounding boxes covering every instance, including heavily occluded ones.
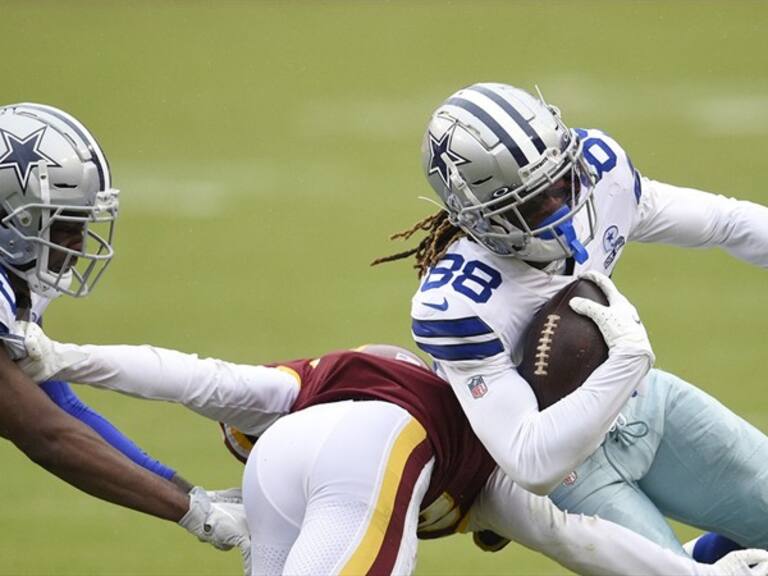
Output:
[276,350,496,538]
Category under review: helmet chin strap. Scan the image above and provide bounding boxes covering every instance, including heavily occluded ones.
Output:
[536,205,589,264]
[24,269,69,300]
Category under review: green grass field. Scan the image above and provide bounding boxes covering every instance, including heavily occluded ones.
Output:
[0,1,766,574]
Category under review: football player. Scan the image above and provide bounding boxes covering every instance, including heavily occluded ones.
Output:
[14,317,768,575]
[372,83,768,559]
[0,104,248,555]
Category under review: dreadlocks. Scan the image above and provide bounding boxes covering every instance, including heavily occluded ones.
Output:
[370,210,465,277]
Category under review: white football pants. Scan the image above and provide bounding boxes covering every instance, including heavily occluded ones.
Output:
[242,400,434,576]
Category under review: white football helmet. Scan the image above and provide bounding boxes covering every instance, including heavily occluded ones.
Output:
[0,103,118,298]
[422,83,597,264]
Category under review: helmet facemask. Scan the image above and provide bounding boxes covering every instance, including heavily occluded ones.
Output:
[0,161,118,299]
[446,127,597,263]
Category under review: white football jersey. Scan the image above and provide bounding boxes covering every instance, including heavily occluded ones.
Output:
[413,129,640,365]
[410,127,768,494]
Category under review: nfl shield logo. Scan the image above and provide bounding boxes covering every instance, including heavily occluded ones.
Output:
[467,376,488,399]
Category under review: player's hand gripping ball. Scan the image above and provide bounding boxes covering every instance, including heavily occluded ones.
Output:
[518,278,609,409]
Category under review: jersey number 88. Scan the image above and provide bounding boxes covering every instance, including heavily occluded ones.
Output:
[420,255,502,304]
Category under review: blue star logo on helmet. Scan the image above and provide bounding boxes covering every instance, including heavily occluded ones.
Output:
[0,127,60,192]
[427,126,469,188]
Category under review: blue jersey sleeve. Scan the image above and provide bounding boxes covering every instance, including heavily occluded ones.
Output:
[40,380,177,480]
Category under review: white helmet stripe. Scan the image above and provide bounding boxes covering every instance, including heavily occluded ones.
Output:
[18,103,111,190]
[458,90,544,165]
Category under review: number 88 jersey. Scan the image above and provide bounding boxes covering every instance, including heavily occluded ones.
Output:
[411,128,640,379]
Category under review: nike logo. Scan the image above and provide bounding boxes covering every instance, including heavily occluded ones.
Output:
[423,298,449,311]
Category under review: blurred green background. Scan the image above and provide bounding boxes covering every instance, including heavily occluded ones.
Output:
[0,1,766,574]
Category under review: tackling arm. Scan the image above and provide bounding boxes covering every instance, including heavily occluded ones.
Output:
[17,324,298,436]
[630,179,768,267]
[0,346,189,520]
[41,379,179,481]
[1,342,251,558]
[468,472,768,576]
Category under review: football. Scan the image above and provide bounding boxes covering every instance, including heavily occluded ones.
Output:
[518,279,609,409]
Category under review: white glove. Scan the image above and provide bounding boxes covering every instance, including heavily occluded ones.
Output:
[568,271,654,362]
[179,487,251,574]
[207,487,243,504]
[15,320,88,382]
[705,549,768,576]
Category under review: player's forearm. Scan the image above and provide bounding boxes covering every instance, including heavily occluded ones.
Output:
[534,510,708,576]
[0,368,190,521]
[516,350,651,494]
[632,180,768,267]
[553,347,652,443]
[717,197,768,266]
[460,351,649,495]
[41,380,178,480]
[18,419,189,521]
[52,343,297,435]
[469,474,705,576]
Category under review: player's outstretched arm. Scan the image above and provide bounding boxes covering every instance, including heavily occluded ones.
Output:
[40,379,181,482]
[0,346,250,563]
[0,346,188,519]
[16,321,297,436]
[630,179,768,267]
[469,474,768,576]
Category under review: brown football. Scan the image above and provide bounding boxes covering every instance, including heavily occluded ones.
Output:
[518,279,609,409]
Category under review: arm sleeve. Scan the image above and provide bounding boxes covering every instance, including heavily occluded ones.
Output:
[49,343,299,436]
[469,477,709,576]
[630,178,768,267]
[40,380,176,480]
[439,347,651,495]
